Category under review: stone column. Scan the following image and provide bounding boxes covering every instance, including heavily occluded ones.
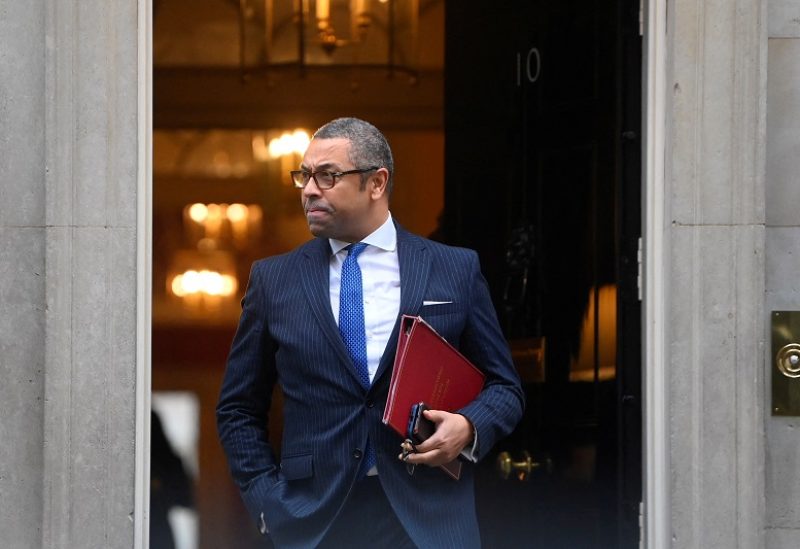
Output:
[1,1,144,548]
[665,0,767,547]
[765,2,800,547]
[0,2,47,547]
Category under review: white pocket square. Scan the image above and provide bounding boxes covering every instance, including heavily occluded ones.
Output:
[422,300,453,306]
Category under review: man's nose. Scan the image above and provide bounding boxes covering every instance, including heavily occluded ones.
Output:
[302,176,322,198]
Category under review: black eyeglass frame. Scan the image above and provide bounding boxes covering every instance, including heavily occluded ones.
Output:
[290,166,380,189]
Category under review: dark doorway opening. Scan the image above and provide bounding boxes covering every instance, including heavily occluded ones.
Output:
[443,1,643,547]
[152,0,642,545]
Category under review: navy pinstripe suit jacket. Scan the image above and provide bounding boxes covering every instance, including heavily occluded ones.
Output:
[216,225,524,548]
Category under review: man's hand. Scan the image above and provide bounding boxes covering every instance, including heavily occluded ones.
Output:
[401,410,474,467]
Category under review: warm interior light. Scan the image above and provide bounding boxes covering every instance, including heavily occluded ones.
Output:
[206,203,222,221]
[316,0,330,21]
[251,133,270,162]
[291,129,311,153]
[268,130,310,158]
[226,203,248,223]
[240,0,418,73]
[569,284,617,382]
[268,137,283,158]
[171,270,238,298]
[184,202,261,246]
[188,203,208,223]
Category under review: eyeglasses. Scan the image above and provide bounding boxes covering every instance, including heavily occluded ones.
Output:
[290,166,379,190]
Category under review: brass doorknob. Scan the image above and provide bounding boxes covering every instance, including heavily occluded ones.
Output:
[496,451,552,481]
[776,343,800,378]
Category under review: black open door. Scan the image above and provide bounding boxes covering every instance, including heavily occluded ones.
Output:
[443,1,642,546]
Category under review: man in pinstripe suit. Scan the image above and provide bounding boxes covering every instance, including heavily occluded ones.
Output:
[217,118,524,548]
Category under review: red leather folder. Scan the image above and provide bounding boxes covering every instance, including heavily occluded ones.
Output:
[383,315,485,478]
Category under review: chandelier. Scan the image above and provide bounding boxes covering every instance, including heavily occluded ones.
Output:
[238,0,419,78]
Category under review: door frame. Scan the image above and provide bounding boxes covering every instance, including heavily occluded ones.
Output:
[135,0,153,546]
[131,0,671,546]
[643,0,669,547]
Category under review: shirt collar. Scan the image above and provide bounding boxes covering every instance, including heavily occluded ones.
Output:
[329,213,397,256]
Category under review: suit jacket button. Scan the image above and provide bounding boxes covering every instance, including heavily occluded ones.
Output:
[366,399,374,408]
[353,449,363,459]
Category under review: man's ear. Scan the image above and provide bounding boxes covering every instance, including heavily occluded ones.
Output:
[369,168,390,200]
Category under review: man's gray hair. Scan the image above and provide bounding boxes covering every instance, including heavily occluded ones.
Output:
[313,117,394,193]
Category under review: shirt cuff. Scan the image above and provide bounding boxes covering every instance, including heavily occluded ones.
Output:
[459,425,479,463]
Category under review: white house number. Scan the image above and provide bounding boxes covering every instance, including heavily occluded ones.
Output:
[516,47,541,86]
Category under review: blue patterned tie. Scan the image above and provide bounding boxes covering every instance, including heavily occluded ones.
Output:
[338,242,376,474]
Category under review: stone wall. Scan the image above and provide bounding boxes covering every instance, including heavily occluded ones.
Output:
[0,1,143,547]
[0,2,47,547]
[664,0,767,546]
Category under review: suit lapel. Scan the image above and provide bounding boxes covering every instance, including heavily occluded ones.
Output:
[299,238,361,385]
[299,227,432,392]
[371,226,430,388]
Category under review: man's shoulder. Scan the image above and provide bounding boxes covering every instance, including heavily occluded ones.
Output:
[399,228,478,263]
[252,238,326,271]
[426,237,477,258]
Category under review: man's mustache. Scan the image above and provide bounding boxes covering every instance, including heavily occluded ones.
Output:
[304,201,333,213]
